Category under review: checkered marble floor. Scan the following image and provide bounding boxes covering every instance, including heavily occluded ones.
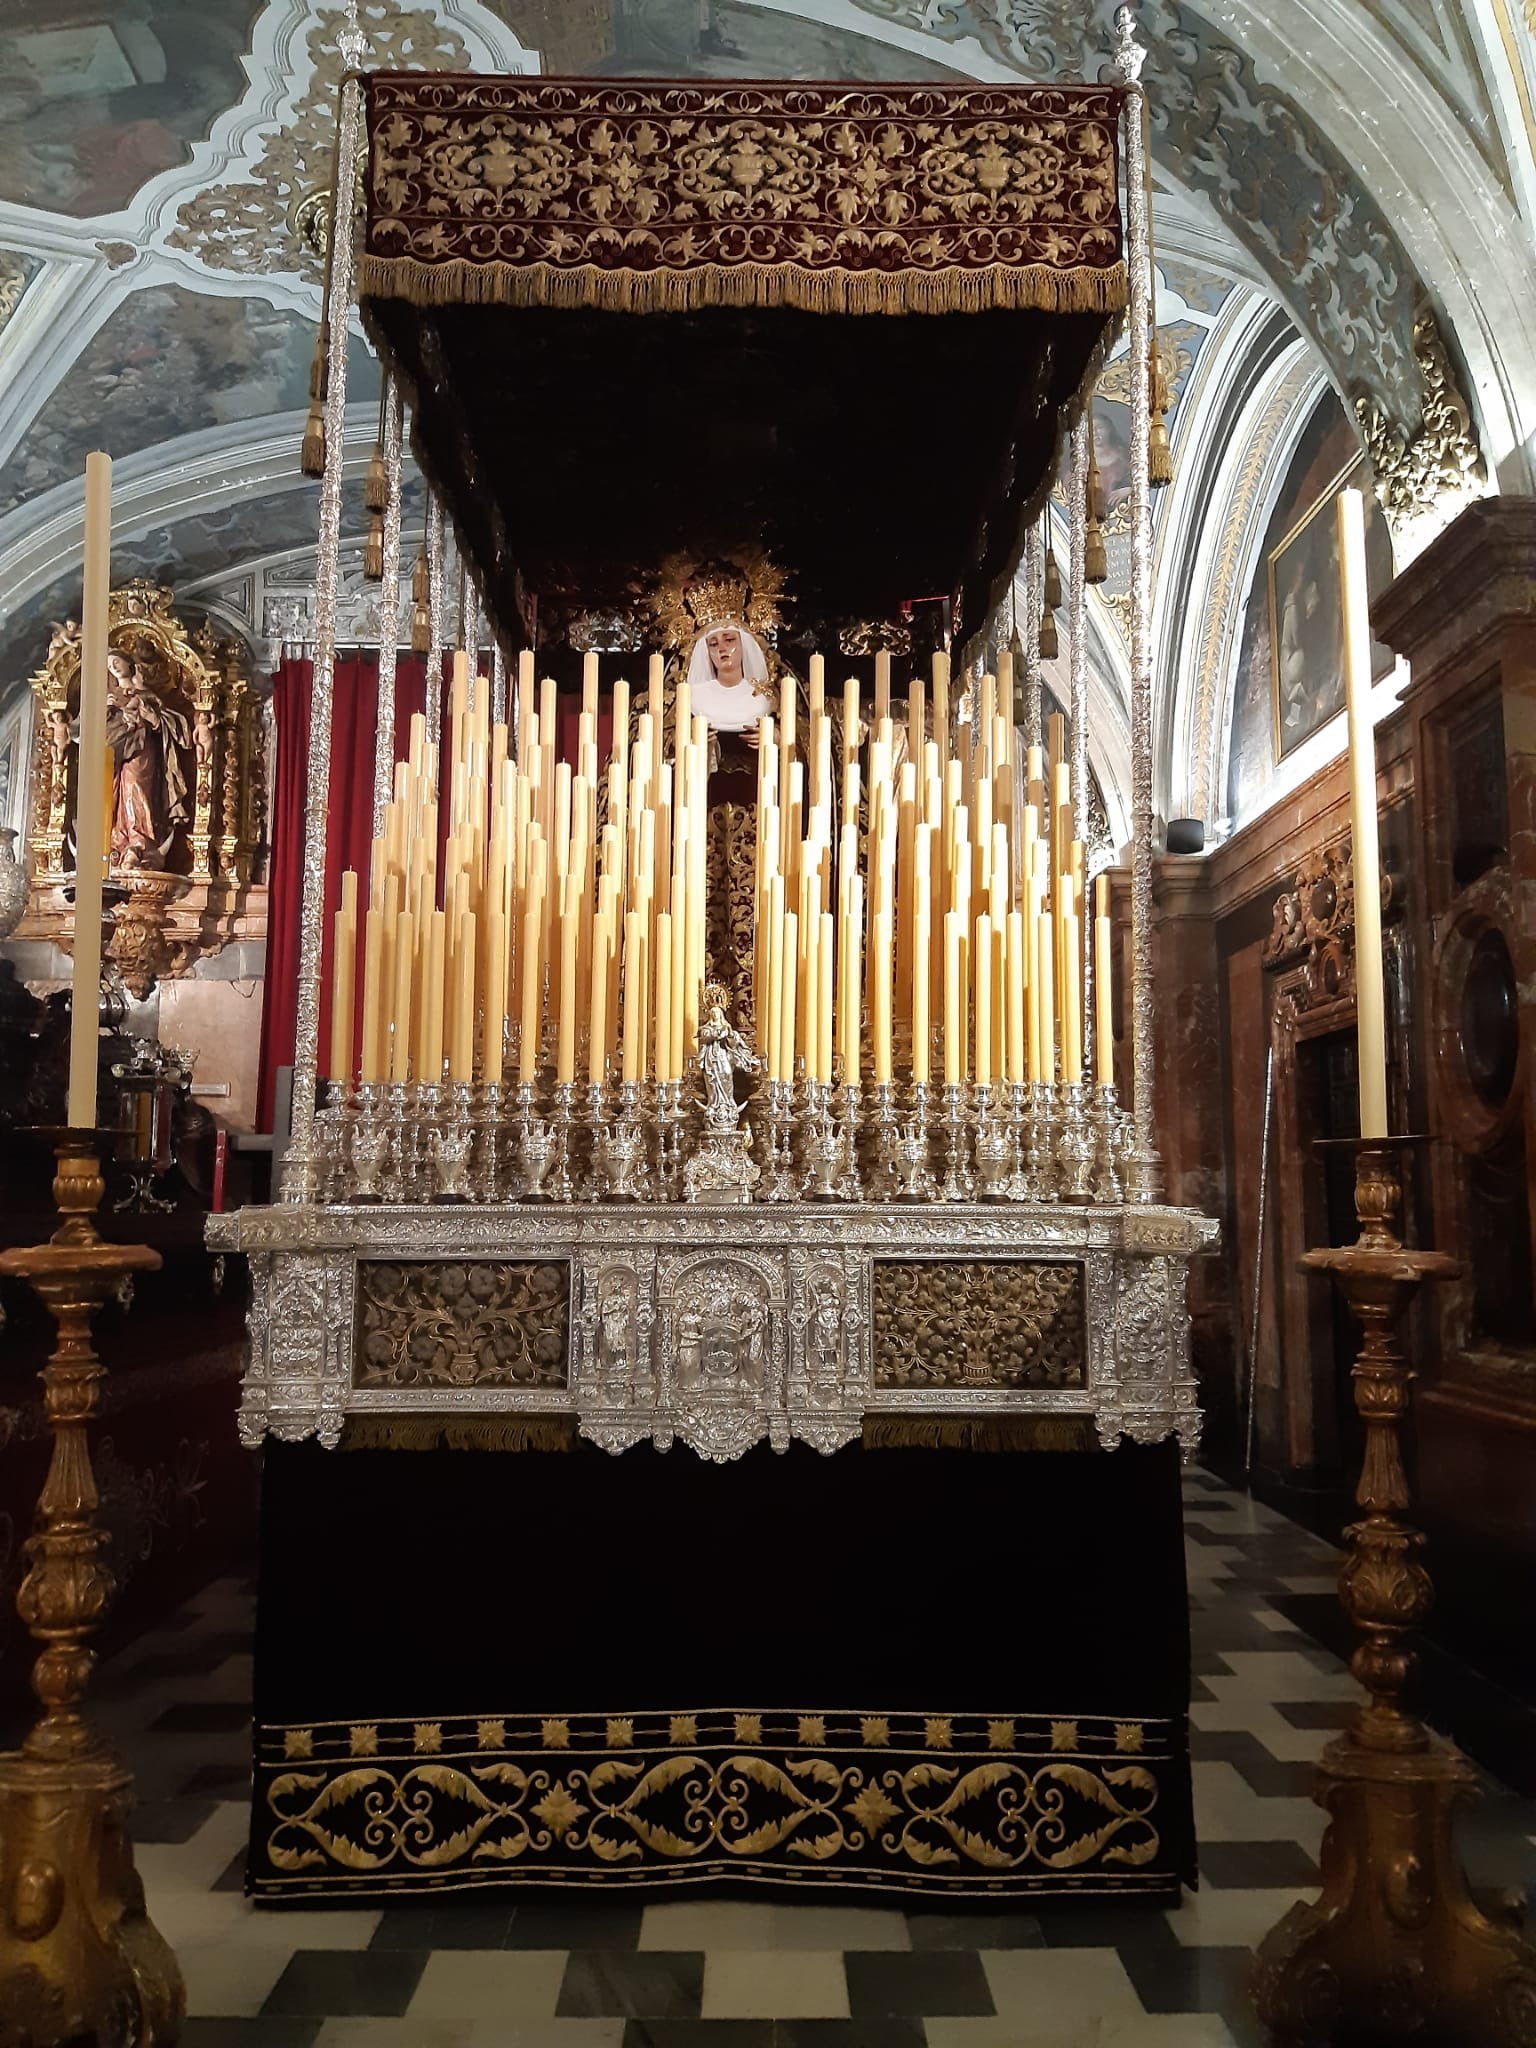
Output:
[81,1466,1536,2048]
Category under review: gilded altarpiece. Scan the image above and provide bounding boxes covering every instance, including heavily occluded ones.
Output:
[21,581,265,996]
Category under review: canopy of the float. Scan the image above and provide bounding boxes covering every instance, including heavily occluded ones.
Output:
[357,73,1127,648]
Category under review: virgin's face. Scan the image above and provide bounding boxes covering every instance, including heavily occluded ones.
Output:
[706,628,743,687]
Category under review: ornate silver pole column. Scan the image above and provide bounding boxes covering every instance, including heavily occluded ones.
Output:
[286,15,367,1205]
[1115,4,1161,1201]
[425,494,445,737]
[1068,413,1092,1043]
[370,374,405,836]
[1021,519,1044,755]
[490,640,507,726]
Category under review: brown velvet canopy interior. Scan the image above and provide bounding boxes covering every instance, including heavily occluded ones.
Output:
[357,73,1127,652]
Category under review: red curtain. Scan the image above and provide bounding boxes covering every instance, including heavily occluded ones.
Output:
[257,655,431,1130]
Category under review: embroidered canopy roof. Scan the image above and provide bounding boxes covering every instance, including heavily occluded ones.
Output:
[358,74,1128,646]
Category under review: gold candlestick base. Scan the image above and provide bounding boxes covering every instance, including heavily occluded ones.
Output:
[0,1132,184,2046]
[1252,1140,1536,2047]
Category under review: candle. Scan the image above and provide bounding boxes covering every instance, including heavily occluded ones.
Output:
[361,907,385,1083]
[1094,895,1114,1089]
[943,913,963,1085]
[390,909,415,1084]
[874,650,891,723]
[973,912,992,1084]
[871,908,892,1084]
[211,1130,228,1213]
[588,908,609,1085]
[328,869,358,1082]
[485,908,506,1084]
[67,453,112,1130]
[817,912,834,1084]
[622,909,642,1084]
[1061,907,1082,1083]
[912,907,930,1083]
[518,903,541,1082]
[1339,489,1388,1139]
[1036,899,1055,1083]
[844,873,863,1086]
[1006,908,1026,1084]
[556,906,578,1083]
[767,876,785,1081]
[655,913,673,1085]
[423,909,446,1083]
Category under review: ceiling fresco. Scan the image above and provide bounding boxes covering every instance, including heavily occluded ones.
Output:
[0,1,265,218]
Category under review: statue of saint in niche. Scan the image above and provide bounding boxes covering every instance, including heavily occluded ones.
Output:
[104,649,191,870]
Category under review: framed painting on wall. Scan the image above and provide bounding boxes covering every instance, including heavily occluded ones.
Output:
[1268,452,1394,762]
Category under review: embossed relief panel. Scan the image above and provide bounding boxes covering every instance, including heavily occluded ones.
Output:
[871,1259,1085,1390]
[354,1261,570,1390]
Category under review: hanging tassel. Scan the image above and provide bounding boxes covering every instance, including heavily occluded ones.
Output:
[300,325,328,479]
[1039,607,1059,662]
[363,513,384,582]
[410,544,431,653]
[1148,350,1173,486]
[363,443,388,513]
[1043,544,1063,614]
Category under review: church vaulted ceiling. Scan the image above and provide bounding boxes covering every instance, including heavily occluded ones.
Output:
[0,0,1530,830]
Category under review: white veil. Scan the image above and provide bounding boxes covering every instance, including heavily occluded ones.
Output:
[685,622,771,693]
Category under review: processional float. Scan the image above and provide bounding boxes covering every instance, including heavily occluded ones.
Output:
[209,8,1217,1467]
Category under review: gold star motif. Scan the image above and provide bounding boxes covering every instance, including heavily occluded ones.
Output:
[1050,1719,1079,1753]
[477,1719,505,1750]
[924,1717,953,1750]
[734,1713,762,1745]
[861,1716,890,1747]
[1114,1722,1145,1753]
[987,1719,1014,1751]
[606,1717,634,1748]
[532,1782,586,1834]
[412,1723,442,1754]
[348,1725,378,1757]
[669,1714,698,1746]
[798,1715,827,1747]
[846,1781,901,1833]
[283,1728,313,1760]
[541,1718,571,1749]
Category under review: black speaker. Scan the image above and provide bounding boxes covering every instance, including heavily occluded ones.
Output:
[1166,818,1205,855]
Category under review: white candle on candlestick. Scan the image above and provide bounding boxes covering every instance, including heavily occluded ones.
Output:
[1339,488,1388,1140]
[68,452,112,1130]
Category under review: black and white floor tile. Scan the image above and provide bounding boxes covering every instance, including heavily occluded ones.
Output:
[77,1468,1536,2047]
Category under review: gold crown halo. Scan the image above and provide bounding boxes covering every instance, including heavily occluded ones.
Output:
[649,548,788,653]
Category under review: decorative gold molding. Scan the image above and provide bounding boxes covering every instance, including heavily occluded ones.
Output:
[1354,312,1485,556]
[21,582,264,997]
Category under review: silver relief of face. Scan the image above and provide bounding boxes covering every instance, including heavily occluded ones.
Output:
[706,627,744,687]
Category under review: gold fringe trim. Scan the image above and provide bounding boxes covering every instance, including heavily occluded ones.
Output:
[357,253,1128,320]
[862,1414,1099,1454]
[340,1415,577,1454]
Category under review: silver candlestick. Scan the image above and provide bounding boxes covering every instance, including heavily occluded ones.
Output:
[1028,1079,1057,1202]
[584,1079,608,1199]
[478,1080,503,1202]
[900,1081,939,1199]
[430,1082,475,1201]
[801,1078,842,1200]
[972,1082,1012,1199]
[1005,1080,1031,1201]
[655,1077,686,1200]
[940,1081,974,1201]
[761,1077,797,1202]
[865,1079,897,1198]
[1089,1082,1123,1203]
[348,1082,387,1203]
[834,1081,862,1199]
[549,1081,577,1202]
[1058,1080,1096,1203]
[597,1081,647,1199]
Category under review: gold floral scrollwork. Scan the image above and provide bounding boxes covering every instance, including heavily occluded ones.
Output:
[872,1258,1085,1389]
[358,78,1128,316]
[354,1260,570,1390]
[1354,312,1485,554]
[268,1763,543,1872]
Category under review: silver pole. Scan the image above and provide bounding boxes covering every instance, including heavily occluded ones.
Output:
[285,20,366,1203]
[371,375,405,837]
[425,494,445,737]
[1021,518,1044,756]
[1116,4,1161,1200]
